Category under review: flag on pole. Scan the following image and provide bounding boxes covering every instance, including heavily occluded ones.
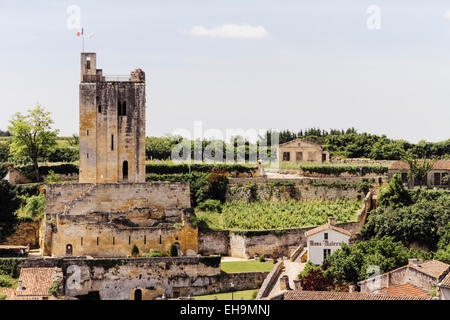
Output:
[77,28,84,37]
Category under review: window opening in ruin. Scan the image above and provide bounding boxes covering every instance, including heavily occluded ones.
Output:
[324,233,328,240]
[86,60,91,70]
[123,161,128,181]
[81,237,83,246]
[144,235,146,245]
[98,105,102,113]
[111,135,114,151]
[118,101,122,116]
[87,130,89,136]
[113,237,115,245]
[129,236,131,245]
[122,102,126,116]
[283,152,290,161]
[87,153,89,159]
[97,237,99,246]
[159,235,162,244]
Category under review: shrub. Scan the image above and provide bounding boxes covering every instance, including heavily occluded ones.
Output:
[0,163,8,180]
[48,281,60,296]
[197,199,222,212]
[259,255,266,262]
[145,162,255,175]
[131,244,140,257]
[299,163,388,176]
[22,194,46,221]
[44,170,62,183]
[169,243,178,257]
[144,250,166,258]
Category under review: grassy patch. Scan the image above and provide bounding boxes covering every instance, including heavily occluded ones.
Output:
[220,260,274,273]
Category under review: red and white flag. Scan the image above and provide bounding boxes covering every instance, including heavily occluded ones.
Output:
[76,28,84,37]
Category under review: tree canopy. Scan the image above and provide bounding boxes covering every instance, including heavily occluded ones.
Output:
[8,104,59,181]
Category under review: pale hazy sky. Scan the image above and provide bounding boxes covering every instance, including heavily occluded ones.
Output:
[0,0,449,143]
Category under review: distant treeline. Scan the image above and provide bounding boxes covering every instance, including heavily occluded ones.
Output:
[1,128,449,162]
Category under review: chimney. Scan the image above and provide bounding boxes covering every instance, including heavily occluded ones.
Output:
[293,279,303,291]
[408,259,419,266]
[328,218,335,225]
[349,285,355,293]
[280,275,291,291]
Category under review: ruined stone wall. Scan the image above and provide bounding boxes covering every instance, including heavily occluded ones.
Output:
[46,182,190,216]
[49,221,198,258]
[44,182,197,257]
[17,256,265,300]
[198,230,230,256]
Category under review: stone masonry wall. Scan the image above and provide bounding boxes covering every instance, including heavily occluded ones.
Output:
[17,256,266,300]
[226,179,368,202]
[44,182,197,257]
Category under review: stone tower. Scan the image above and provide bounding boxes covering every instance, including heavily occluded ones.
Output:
[79,52,146,183]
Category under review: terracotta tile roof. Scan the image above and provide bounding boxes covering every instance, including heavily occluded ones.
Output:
[410,260,449,279]
[283,290,432,300]
[439,272,450,288]
[278,138,324,149]
[382,283,428,296]
[389,160,450,170]
[305,223,351,238]
[16,267,55,297]
[0,287,16,300]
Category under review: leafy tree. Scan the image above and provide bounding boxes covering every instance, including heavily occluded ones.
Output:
[0,163,8,180]
[8,104,59,182]
[362,190,449,251]
[0,142,10,163]
[402,153,436,188]
[378,173,411,208]
[0,181,20,239]
[324,237,413,284]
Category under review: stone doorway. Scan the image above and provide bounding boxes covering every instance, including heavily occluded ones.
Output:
[66,244,73,256]
[134,289,142,301]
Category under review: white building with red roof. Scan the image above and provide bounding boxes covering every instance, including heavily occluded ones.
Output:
[305,218,351,265]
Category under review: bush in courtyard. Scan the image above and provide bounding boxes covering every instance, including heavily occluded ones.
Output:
[131,244,140,257]
[259,255,266,263]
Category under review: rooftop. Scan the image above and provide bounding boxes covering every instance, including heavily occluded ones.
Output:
[305,221,351,238]
[282,290,432,300]
[16,267,55,297]
[389,160,450,170]
[382,283,429,296]
[439,272,450,288]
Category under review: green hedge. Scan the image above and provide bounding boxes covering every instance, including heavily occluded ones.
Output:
[145,163,255,174]
[299,164,388,176]
[18,164,79,181]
